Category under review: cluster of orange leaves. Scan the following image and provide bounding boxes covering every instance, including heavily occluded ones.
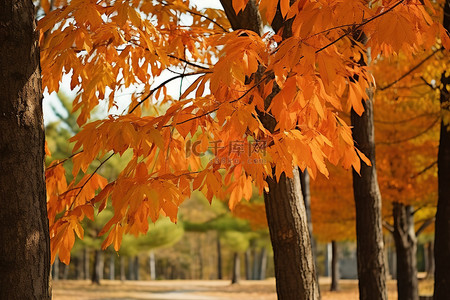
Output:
[39,0,449,263]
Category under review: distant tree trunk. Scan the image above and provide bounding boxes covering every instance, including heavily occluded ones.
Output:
[120,256,126,281]
[91,250,103,285]
[392,203,418,300]
[425,241,434,279]
[231,252,241,284]
[434,40,450,299]
[62,263,69,280]
[149,251,156,280]
[83,248,90,280]
[351,97,387,300]
[330,241,340,291]
[53,258,60,281]
[245,249,251,280]
[128,256,135,280]
[259,247,267,280]
[264,170,320,299]
[197,237,203,279]
[252,248,259,280]
[0,0,50,298]
[134,256,140,281]
[109,254,115,280]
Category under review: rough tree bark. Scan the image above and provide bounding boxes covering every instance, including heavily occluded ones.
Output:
[392,203,418,300]
[351,97,387,300]
[434,0,450,294]
[0,0,51,298]
[219,1,319,298]
[330,241,340,292]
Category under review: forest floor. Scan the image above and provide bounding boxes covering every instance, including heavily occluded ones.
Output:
[53,277,434,300]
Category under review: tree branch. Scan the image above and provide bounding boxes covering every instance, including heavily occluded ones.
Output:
[416,217,435,236]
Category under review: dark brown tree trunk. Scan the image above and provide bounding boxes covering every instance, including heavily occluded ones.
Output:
[219,1,318,298]
[393,203,418,300]
[434,9,450,293]
[0,0,51,298]
[197,237,203,279]
[231,252,241,284]
[351,98,387,300]
[330,241,340,292]
[425,241,434,279]
[264,170,320,299]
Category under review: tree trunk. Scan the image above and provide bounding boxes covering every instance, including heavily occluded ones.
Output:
[197,237,203,279]
[425,241,434,279]
[231,252,241,284]
[259,247,267,280]
[330,241,340,292]
[62,263,69,280]
[245,249,252,280]
[351,98,387,300]
[120,256,126,281]
[52,258,60,281]
[264,169,320,299]
[149,251,156,280]
[434,29,450,297]
[0,1,51,298]
[109,254,115,280]
[91,250,103,285]
[392,203,418,300]
[83,248,90,280]
[134,256,140,281]
[252,247,259,280]
[128,256,135,280]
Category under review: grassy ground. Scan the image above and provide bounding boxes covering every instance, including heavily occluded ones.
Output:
[52,277,434,300]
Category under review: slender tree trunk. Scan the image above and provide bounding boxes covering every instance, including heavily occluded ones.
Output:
[392,203,419,300]
[264,169,320,299]
[91,250,102,285]
[134,256,140,281]
[231,252,241,284]
[83,248,90,280]
[252,248,259,280]
[351,97,387,300]
[149,251,156,280]
[434,21,450,296]
[128,256,135,280]
[197,237,203,279]
[425,241,434,279]
[120,256,126,281]
[52,258,60,281]
[259,247,267,280]
[62,263,69,280]
[109,254,115,280]
[245,249,251,280]
[0,1,51,298]
[330,241,340,292]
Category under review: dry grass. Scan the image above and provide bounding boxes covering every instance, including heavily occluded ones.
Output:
[52,277,434,300]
